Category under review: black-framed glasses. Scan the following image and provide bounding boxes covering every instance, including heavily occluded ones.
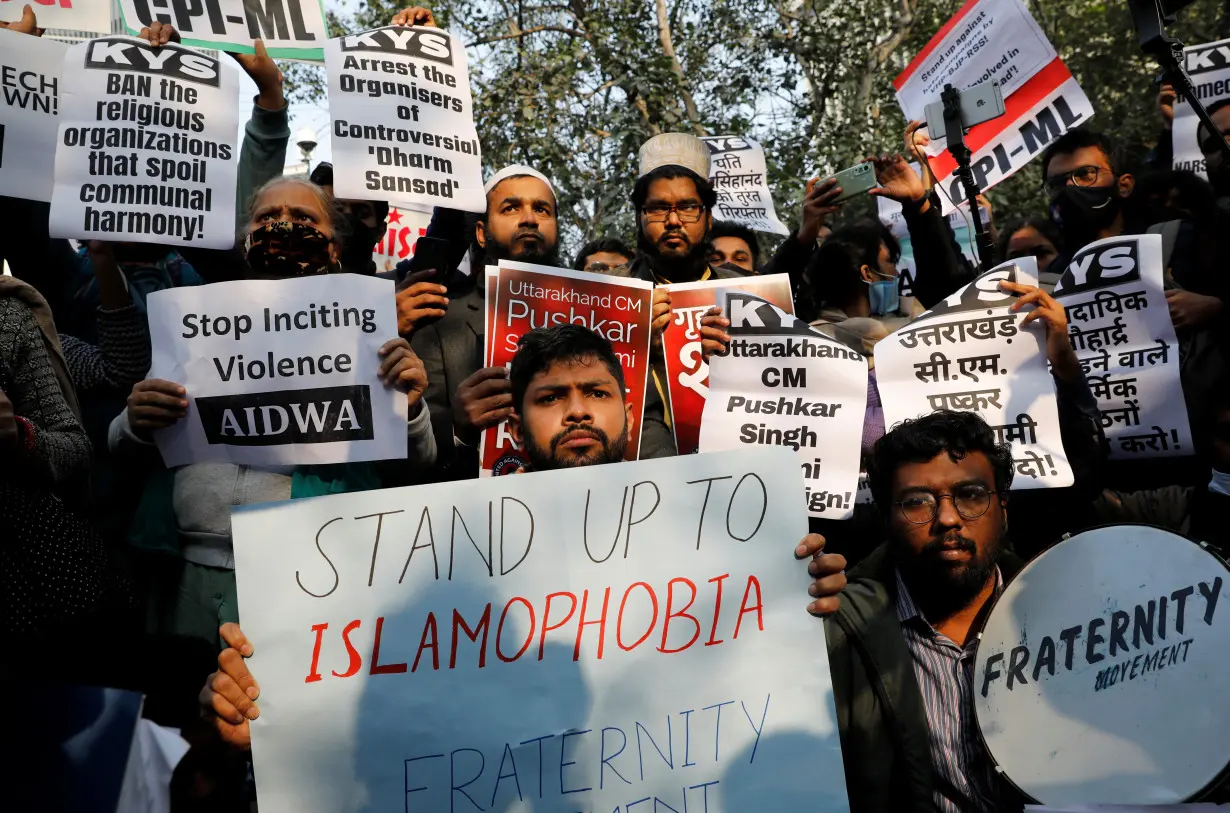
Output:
[641,202,705,223]
[583,261,631,276]
[894,485,997,525]
[1043,165,1111,193]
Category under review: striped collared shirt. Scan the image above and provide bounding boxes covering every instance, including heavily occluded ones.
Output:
[895,568,1003,813]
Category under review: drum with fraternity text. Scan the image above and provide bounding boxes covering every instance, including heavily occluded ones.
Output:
[974,525,1230,803]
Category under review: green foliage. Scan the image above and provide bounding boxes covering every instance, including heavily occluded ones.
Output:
[285,0,1230,259]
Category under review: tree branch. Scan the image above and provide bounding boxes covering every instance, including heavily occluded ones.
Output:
[654,0,706,135]
[855,0,918,113]
[468,25,585,46]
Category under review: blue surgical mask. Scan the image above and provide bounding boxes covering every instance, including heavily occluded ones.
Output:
[867,277,899,316]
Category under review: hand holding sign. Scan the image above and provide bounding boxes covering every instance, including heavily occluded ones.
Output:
[453,366,513,444]
[1165,288,1222,332]
[0,4,42,36]
[127,379,188,440]
[376,338,427,413]
[1003,281,1080,381]
[394,269,449,338]
[389,6,438,26]
[796,533,847,617]
[650,287,671,353]
[699,305,731,360]
[136,21,180,46]
[200,622,258,751]
[229,40,284,112]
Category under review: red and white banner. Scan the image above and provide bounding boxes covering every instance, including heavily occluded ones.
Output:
[660,274,793,456]
[371,205,433,275]
[893,0,1093,214]
[480,261,653,475]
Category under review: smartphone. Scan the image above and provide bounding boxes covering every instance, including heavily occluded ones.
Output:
[399,235,453,283]
[822,161,877,203]
[924,81,1006,137]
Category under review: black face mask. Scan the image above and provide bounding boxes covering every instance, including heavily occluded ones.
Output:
[341,214,380,272]
[1049,185,1121,244]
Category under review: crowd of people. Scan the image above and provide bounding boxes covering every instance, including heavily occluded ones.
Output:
[3,3,1230,811]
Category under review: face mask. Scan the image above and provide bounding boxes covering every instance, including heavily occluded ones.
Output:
[1049,185,1121,243]
[245,221,334,277]
[867,277,899,316]
[340,214,380,270]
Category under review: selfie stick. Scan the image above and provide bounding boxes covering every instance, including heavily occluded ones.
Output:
[940,83,996,271]
[1128,0,1230,166]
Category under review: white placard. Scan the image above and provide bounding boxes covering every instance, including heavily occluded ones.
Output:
[0,0,111,35]
[326,26,485,214]
[975,526,1230,803]
[231,447,851,813]
[0,28,66,203]
[116,0,329,60]
[48,37,239,248]
[1172,37,1230,179]
[700,293,867,519]
[701,136,789,236]
[893,0,1093,214]
[146,274,407,467]
[876,258,1074,489]
[1052,234,1193,459]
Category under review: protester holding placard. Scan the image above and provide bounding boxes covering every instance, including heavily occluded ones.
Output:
[106,178,438,647]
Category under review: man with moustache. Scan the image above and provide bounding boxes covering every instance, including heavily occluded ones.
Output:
[406,166,560,478]
[824,409,1026,813]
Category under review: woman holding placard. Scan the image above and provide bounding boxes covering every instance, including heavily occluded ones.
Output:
[109,178,437,649]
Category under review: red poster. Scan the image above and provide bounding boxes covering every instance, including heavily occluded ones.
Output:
[661,274,794,455]
[481,262,654,475]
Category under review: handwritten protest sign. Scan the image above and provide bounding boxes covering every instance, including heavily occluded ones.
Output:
[1,0,111,35]
[48,38,239,248]
[326,26,485,213]
[1052,234,1193,459]
[116,0,328,59]
[231,446,850,813]
[0,29,65,203]
[701,293,866,519]
[876,258,1074,489]
[661,275,794,456]
[145,275,407,466]
[481,261,653,474]
[974,526,1230,803]
[893,0,1094,213]
[1172,37,1230,179]
[701,136,789,235]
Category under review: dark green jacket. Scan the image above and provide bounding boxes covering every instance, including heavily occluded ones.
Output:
[823,543,1025,813]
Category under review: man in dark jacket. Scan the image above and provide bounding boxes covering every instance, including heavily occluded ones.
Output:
[818,410,1025,812]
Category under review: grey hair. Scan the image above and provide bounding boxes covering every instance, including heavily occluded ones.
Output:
[246,177,349,247]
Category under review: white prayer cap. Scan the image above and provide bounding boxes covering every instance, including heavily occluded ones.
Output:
[483,165,555,198]
[638,133,710,179]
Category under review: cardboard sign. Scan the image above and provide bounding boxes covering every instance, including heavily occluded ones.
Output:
[48,37,239,248]
[1052,234,1193,459]
[876,258,1074,488]
[700,293,867,519]
[480,261,653,475]
[230,447,851,813]
[893,0,1094,213]
[701,136,789,236]
[0,0,112,35]
[0,28,66,203]
[325,26,485,213]
[975,526,1230,803]
[660,274,794,455]
[1172,37,1230,179]
[116,0,329,60]
[145,274,407,466]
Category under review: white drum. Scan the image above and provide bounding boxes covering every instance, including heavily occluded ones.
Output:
[974,524,1230,803]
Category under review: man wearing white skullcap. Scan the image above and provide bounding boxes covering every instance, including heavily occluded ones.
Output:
[406,163,561,480]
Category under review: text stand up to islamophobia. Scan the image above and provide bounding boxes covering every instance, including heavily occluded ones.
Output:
[48,37,239,249]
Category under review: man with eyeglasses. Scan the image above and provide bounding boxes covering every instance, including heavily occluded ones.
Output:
[572,237,633,277]
[820,408,1028,813]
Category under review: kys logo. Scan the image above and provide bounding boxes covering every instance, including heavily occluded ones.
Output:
[1053,240,1140,296]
